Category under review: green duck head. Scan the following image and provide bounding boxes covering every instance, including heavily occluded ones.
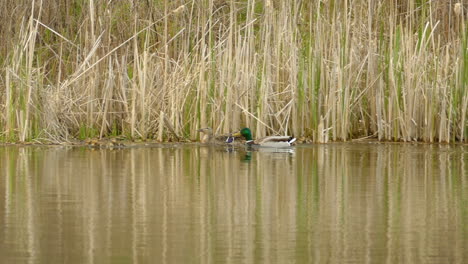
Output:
[233,128,253,141]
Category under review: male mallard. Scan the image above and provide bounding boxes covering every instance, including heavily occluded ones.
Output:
[197,127,235,144]
[232,128,296,148]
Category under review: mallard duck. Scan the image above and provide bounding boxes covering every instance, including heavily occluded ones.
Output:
[232,128,296,148]
[197,127,235,144]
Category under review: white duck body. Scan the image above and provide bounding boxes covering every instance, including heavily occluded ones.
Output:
[249,136,296,148]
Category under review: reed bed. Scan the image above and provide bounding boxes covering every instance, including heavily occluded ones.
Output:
[0,0,467,143]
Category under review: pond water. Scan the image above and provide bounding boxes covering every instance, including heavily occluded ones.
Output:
[0,143,467,263]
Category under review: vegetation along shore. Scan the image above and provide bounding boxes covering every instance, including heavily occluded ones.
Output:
[0,0,467,144]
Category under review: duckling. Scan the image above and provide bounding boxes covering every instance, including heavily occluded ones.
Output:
[84,138,125,148]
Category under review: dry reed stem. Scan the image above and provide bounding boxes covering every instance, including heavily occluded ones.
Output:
[0,0,467,143]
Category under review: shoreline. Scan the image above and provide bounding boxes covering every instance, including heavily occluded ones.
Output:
[1,138,466,148]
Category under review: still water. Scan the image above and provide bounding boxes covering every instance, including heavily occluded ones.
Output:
[0,143,467,263]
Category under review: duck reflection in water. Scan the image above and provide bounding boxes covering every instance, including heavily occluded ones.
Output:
[241,147,295,162]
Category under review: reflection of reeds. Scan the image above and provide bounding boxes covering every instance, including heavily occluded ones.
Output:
[0,145,466,262]
[0,1,467,143]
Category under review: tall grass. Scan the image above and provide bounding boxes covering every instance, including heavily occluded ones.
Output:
[0,0,467,143]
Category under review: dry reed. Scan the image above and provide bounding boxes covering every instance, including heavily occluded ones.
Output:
[0,0,467,143]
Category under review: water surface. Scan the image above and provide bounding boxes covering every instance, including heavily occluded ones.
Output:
[0,143,467,263]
